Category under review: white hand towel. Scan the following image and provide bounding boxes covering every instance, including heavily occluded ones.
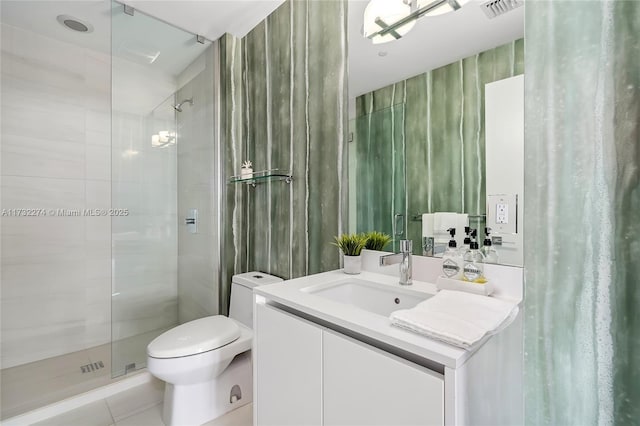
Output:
[389,290,518,349]
[433,212,459,243]
[422,214,434,237]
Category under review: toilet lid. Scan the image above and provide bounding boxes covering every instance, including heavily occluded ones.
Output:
[147,315,241,359]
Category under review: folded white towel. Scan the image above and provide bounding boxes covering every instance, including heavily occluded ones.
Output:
[433,212,459,244]
[422,213,434,237]
[433,212,458,232]
[389,290,518,349]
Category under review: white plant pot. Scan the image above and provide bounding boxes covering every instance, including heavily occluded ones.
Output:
[343,254,362,275]
[240,168,253,179]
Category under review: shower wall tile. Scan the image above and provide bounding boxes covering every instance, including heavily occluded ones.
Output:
[0,134,85,179]
[85,144,111,181]
[0,175,86,210]
[0,22,112,368]
[355,39,524,251]
[86,130,110,147]
[2,216,84,241]
[0,262,87,323]
[176,45,218,324]
[85,180,111,209]
[111,89,178,345]
[111,281,177,340]
[86,110,111,135]
[220,0,348,311]
[0,22,87,75]
[112,183,175,217]
[524,2,640,424]
[2,94,86,143]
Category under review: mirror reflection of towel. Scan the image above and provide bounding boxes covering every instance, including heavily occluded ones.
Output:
[423,212,469,247]
[422,214,434,237]
[433,212,459,243]
[433,212,457,232]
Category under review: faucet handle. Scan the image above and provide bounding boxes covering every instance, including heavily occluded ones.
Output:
[400,239,412,253]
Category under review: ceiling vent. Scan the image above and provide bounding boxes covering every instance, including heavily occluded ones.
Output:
[56,15,94,33]
[480,0,523,19]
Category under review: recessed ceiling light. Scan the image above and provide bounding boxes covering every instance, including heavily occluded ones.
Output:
[56,15,94,33]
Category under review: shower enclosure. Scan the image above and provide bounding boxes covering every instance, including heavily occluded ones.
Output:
[0,1,222,419]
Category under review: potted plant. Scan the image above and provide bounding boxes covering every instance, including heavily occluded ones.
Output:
[240,160,253,179]
[333,233,368,274]
[364,231,392,251]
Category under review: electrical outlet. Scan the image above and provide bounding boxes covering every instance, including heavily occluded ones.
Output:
[496,203,508,224]
[487,194,517,234]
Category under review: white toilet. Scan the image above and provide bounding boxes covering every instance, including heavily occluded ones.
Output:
[147,272,283,426]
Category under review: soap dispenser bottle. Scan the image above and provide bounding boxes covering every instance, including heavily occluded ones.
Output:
[442,228,463,279]
[481,227,499,264]
[463,229,486,282]
[460,226,472,257]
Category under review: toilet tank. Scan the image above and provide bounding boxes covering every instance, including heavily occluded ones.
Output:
[229,272,283,328]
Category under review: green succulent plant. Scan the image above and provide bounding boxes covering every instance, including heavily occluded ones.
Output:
[364,231,392,251]
[332,233,368,256]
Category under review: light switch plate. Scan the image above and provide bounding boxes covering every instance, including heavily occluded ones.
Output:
[487,194,517,234]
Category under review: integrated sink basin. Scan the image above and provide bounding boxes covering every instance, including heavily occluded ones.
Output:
[302,278,431,317]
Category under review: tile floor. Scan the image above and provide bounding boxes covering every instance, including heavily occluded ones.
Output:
[1,329,169,420]
[1,347,112,420]
[30,381,252,426]
[32,402,252,426]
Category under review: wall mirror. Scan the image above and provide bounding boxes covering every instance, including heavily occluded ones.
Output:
[347,0,525,267]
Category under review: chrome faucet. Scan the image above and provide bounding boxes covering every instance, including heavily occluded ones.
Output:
[379,240,413,286]
[422,237,447,257]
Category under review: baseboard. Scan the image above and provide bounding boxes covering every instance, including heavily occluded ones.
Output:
[2,370,153,426]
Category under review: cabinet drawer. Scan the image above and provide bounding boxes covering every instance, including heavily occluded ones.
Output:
[255,303,323,426]
[323,330,444,426]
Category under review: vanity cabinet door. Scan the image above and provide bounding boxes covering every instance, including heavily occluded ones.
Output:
[323,330,444,426]
[255,303,322,426]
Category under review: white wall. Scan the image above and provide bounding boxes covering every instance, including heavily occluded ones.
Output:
[0,23,111,368]
[485,75,524,267]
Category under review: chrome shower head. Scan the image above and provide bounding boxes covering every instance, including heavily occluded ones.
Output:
[173,98,193,112]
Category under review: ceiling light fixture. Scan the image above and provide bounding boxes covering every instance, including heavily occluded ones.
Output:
[363,0,415,45]
[363,0,470,44]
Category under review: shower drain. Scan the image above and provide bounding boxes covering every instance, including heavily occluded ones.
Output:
[80,361,104,374]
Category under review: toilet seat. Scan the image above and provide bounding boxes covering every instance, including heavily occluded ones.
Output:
[148,315,240,359]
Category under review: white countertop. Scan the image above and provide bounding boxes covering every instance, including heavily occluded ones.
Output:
[255,270,483,369]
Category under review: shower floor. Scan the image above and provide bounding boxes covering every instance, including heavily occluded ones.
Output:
[0,328,169,420]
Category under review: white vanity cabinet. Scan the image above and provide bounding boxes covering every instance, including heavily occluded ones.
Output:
[254,302,323,426]
[254,302,444,426]
[254,270,524,426]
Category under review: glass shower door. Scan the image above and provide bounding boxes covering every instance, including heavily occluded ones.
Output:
[110,1,214,377]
